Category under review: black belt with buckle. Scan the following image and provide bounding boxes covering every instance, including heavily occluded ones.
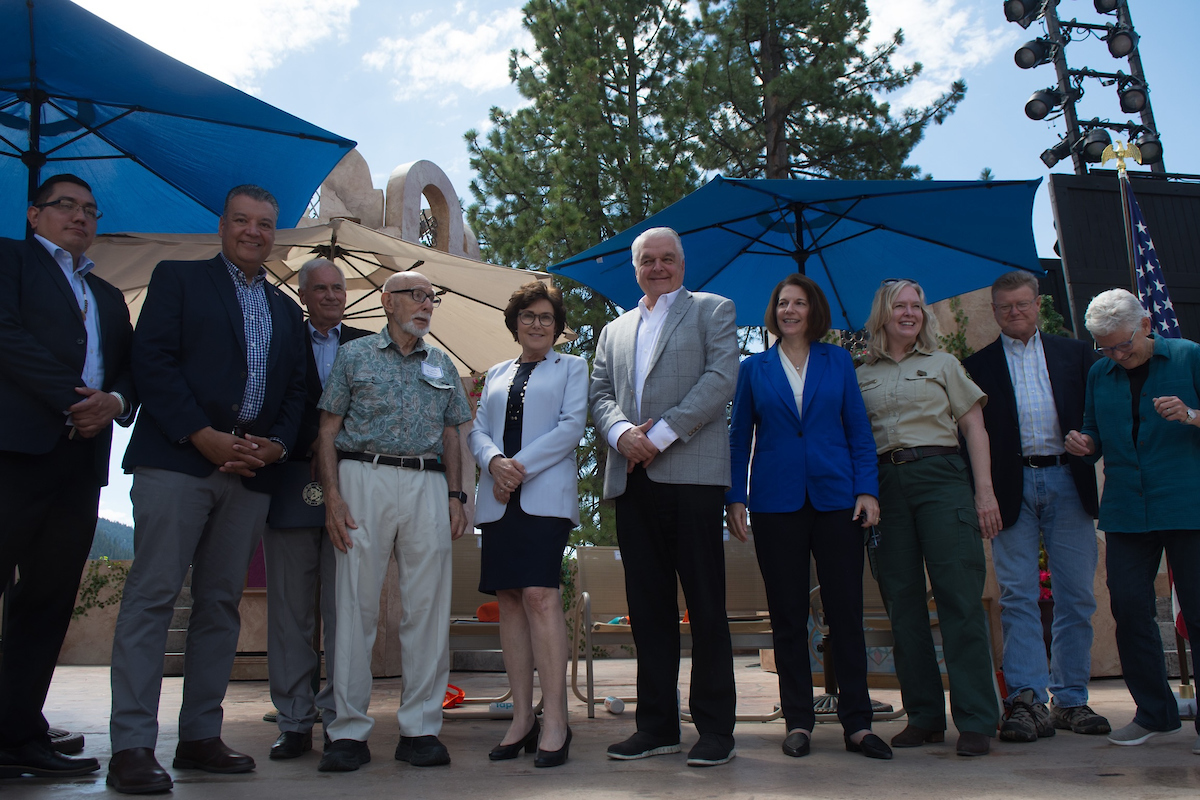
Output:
[880,445,960,465]
[1023,454,1069,468]
[337,451,446,472]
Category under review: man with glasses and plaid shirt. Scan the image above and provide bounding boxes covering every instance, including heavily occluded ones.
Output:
[0,174,136,782]
[963,270,1109,746]
[107,185,307,793]
[312,271,472,773]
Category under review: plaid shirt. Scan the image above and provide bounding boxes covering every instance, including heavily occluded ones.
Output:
[222,254,273,423]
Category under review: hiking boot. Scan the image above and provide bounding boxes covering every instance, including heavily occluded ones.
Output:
[999,688,1055,743]
[1049,702,1112,735]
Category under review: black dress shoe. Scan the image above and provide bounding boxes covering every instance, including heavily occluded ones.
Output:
[47,727,85,755]
[395,735,450,767]
[782,730,810,758]
[318,739,371,772]
[0,740,100,779]
[106,747,173,794]
[956,731,991,757]
[270,730,313,760]
[173,737,255,773]
[489,718,540,761]
[890,725,945,748]
[845,733,893,760]
[534,727,571,768]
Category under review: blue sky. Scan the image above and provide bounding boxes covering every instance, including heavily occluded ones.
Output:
[76,0,1198,523]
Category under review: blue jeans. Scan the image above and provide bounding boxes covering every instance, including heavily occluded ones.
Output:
[1107,530,1200,734]
[991,465,1097,707]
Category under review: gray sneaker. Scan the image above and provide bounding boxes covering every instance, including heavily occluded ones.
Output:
[1049,702,1112,735]
[999,688,1055,743]
[1107,720,1181,746]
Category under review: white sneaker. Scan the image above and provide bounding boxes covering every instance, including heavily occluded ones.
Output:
[1106,720,1181,746]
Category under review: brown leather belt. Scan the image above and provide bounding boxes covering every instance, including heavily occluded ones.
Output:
[880,445,960,465]
[337,451,446,472]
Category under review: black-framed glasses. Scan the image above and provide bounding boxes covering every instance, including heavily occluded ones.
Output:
[517,311,555,327]
[388,288,442,306]
[993,300,1035,315]
[35,198,102,220]
[1094,334,1137,357]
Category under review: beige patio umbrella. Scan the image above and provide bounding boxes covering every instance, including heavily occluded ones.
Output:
[89,217,566,376]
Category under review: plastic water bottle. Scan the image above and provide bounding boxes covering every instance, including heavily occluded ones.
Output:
[604,696,625,714]
[487,701,515,718]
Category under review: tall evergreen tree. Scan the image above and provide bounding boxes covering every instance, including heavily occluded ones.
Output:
[692,0,966,179]
[465,0,703,543]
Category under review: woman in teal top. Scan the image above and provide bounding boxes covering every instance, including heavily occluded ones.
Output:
[1065,288,1200,754]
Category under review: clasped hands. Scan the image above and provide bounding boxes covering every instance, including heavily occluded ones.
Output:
[189,426,284,478]
[617,419,661,473]
[489,455,527,504]
[67,386,123,437]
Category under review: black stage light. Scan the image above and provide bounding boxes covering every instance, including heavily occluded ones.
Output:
[1094,0,1119,13]
[1081,128,1112,162]
[1118,80,1147,114]
[1040,137,1074,168]
[1106,24,1139,58]
[1136,132,1163,165]
[1025,89,1062,121]
[1004,0,1044,29]
[1015,38,1053,69]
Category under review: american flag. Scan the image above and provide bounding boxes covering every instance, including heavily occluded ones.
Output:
[1128,184,1190,641]
[1129,185,1181,339]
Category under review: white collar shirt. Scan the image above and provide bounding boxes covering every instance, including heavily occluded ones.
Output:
[1002,328,1064,456]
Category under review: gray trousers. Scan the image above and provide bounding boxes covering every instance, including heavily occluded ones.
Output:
[262,524,337,733]
[109,467,269,751]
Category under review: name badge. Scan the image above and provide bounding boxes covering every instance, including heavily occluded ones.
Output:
[421,361,444,380]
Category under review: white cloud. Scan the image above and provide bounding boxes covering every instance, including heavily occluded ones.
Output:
[865,0,1019,109]
[73,0,358,93]
[363,7,532,102]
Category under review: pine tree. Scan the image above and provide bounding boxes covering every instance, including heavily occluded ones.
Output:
[692,0,966,179]
[465,0,703,543]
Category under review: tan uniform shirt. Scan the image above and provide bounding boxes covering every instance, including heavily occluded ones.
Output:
[856,348,986,455]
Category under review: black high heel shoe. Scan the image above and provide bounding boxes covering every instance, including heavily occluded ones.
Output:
[489,718,540,761]
[534,727,572,768]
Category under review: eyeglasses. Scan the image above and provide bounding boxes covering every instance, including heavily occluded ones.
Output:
[35,198,102,220]
[517,311,555,327]
[993,300,1035,315]
[1094,334,1137,357]
[881,278,918,286]
[388,288,441,306]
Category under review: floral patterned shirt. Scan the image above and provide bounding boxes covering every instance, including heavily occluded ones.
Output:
[318,327,472,456]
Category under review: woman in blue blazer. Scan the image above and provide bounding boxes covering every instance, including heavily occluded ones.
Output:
[726,274,887,759]
[468,281,587,768]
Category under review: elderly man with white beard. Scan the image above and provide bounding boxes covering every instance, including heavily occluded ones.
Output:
[311,271,472,772]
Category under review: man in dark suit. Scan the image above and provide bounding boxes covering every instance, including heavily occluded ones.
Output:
[263,258,369,760]
[106,185,307,793]
[0,175,136,781]
[589,227,740,767]
[963,270,1109,745]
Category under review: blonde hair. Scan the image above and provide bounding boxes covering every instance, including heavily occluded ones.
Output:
[863,279,941,362]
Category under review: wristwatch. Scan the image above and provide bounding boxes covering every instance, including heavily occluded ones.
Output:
[448,491,468,503]
[1187,408,1196,423]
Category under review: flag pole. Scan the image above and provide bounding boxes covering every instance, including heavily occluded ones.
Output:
[1101,141,1142,293]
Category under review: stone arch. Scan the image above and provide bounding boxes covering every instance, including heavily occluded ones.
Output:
[386,160,475,257]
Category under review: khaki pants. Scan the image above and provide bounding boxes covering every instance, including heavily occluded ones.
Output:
[326,459,452,742]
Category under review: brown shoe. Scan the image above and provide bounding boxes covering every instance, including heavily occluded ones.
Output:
[173,737,255,773]
[106,748,173,794]
[890,725,945,748]
[956,731,992,756]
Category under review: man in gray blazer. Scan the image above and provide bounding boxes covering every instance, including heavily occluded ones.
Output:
[589,226,739,767]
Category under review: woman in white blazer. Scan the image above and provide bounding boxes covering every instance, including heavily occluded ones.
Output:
[468,281,587,768]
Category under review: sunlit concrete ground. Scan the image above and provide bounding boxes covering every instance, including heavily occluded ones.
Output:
[7,657,1200,799]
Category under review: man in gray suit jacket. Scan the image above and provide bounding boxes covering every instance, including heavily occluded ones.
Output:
[589,226,739,767]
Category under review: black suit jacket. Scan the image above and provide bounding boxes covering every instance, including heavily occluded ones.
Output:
[122,256,307,492]
[963,333,1099,528]
[0,237,137,484]
[294,322,372,457]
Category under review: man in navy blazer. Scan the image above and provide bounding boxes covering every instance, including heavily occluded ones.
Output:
[263,258,370,761]
[0,175,136,781]
[962,271,1107,745]
[107,186,307,793]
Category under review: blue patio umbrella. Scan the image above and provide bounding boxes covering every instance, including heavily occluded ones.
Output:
[550,176,1044,330]
[0,0,356,238]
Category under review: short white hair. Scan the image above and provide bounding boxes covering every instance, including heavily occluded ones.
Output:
[631,227,684,266]
[297,257,343,291]
[1084,288,1150,338]
[382,270,431,293]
